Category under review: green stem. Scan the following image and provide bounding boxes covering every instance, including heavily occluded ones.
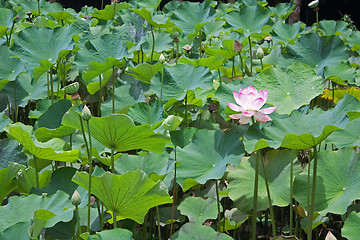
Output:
[7,21,15,47]
[218,68,222,85]
[215,180,221,232]
[101,0,104,9]
[290,155,295,237]
[112,66,115,114]
[308,146,318,240]
[160,67,164,102]
[37,0,41,15]
[248,36,253,73]
[260,58,264,70]
[307,151,311,237]
[86,120,93,233]
[99,75,102,116]
[156,206,161,240]
[140,46,144,64]
[150,26,155,64]
[252,152,259,240]
[260,151,276,239]
[33,156,39,188]
[111,148,115,174]
[232,57,235,80]
[176,41,179,65]
[72,217,76,240]
[13,81,17,122]
[96,198,103,231]
[315,9,319,33]
[170,146,177,237]
[239,53,244,76]
[75,205,82,236]
[113,211,117,229]
[47,71,50,99]
[147,100,150,124]
[50,68,54,104]
[184,93,188,127]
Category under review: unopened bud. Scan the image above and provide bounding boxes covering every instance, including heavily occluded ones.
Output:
[308,0,319,8]
[71,190,81,206]
[159,53,166,63]
[256,47,264,59]
[82,105,92,121]
[233,40,243,53]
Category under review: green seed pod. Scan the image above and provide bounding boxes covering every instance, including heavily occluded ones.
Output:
[64,82,79,94]
[308,0,319,8]
[82,105,92,121]
[71,190,81,206]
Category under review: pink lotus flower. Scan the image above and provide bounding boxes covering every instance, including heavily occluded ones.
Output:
[227,85,277,124]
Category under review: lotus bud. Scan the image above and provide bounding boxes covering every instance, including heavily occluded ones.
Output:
[233,40,243,53]
[308,0,319,8]
[64,82,79,94]
[82,105,92,121]
[71,190,82,206]
[256,47,264,59]
[159,53,166,63]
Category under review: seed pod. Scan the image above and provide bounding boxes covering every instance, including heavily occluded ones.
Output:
[308,0,319,8]
[64,82,79,94]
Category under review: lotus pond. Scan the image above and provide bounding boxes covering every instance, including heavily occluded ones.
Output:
[0,0,359,239]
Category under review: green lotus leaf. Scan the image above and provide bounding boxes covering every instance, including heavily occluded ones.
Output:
[293,149,359,215]
[227,150,298,213]
[8,0,63,15]
[254,63,323,114]
[221,208,247,232]
[271,21,302,45]
[344,30,360,52]
[150,64,213,103]
[269,2,294,19]
[0,162,21,202]
[0,46,26,91]
[171,222,232,240]
[0,190,74,232]
[127,63,163,84]
[131,0,161,8]
[170,127,198,148]
[34,99,72,130]
[324,62,356,85]
[87,228,133,240]
[34,126,76,143]
[62,109,169,153]
[48,11,73,21]
[178,197,218,224]
[170,1,216,35]
[342,211,360,240]
[91,2,130,20]
[325,118,360,149]
[244,94,360,152]
[0,222,30,240]
[127,101,167,126]
[206,40,238,59]
[72,170,172,224]
[4,123,80,163]
[16,166,52,195]
[0,139,27,169]
[114,152,170,177]
[0,113,11,134]
[141,31,173,53]
[28,99,52,119]
[203,19,226,38]
[176,129,245,191]
[75,34,128,71]
[0,8,14,38]
[82,57,125,82]
[318,20,350,36]
[180,55,227,70]
[131,8,174,28]
[11,26,81,73]
[1,73,47,108]
[224,5,271,38]
[278,33,348,75]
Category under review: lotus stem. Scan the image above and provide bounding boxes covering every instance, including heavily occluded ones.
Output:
[96,199,103,230]
[260,58,264,70]
[289,154,296,237]
[75,205,82,236]
[315,9,319,33]
[112,66,115,114]
[50,68,54,104]
[248,36,253,73]
[7,21,15,47]
[170,146,177,237]
[150,26,155,64]
[160,66,164,102]
[307,151,311,238]
[47,71,50,100]
[101,0,104,9]
[238,53,244,76]
[140,46,144,64]
[111,147,115,174]
[113,211,117,229]
[33,156,39,188]
[218,68,222,85]
[37,0,41,15]
[156,206,161,239]
[308,146,318,240]
[260,150,276,239]
[184,93,188,127]
[13,81,17,122]
[98,75,102,116]
[86,120,93,233]
[215,180,221,232]
[176,41,179,65]
[232,57,235,80]
[252,151,259,240]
